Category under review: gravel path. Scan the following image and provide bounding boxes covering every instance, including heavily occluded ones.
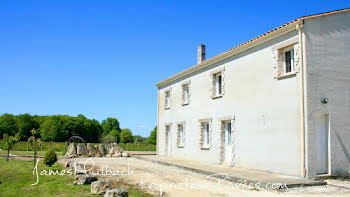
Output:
[72,157,350,197]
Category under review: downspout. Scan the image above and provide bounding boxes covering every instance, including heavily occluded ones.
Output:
[296,22,307,178]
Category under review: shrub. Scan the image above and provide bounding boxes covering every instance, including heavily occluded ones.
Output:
[102,134,117,144]
[43,148,57,167]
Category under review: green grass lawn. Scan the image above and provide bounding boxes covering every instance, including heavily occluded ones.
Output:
[0,158,91,196]
[0,150,64,157]
[118,143,156,152]
[0,158,154,197]
[0,141,156,152]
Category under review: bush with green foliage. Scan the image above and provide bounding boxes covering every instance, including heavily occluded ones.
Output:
[43,148,57,167]
[120,129,133,143]
[102,134,117,144]
[146,127,157,145]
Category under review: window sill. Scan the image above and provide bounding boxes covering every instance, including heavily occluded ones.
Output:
[277,72,296,80]
[177,145,184,148]
[212,95,223,99]
[201,146,211,150]
[181,102,189,106]
[165,107,170,110]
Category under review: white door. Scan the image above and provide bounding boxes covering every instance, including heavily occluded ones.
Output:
[166,126,171,156]
[315,114,329,175]
[224,122,233,164]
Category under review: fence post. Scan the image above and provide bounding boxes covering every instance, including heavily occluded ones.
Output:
[53,141,55,151]
[131,143,132,151]
[138,143,140,151]
[41,142,42,151]
[126,143,129,151]
[27,141,29,151]
[149,144,151,151]
[64,141,67,153]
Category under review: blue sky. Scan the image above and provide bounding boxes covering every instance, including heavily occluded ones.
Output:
[0,1,348,137]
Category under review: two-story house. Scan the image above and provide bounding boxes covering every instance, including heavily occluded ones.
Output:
[156,8,350,178]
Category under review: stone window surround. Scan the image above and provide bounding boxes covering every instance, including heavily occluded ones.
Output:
[164,87,172,110]
[176,121,186,148]
[210,67,225,99]
[272,37,300,80]
[198,118,212,150]
[180,80,191,106]
[218,116,236,165]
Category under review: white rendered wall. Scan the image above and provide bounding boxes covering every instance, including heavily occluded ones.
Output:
[158,31,303,176]
[304,12,350,178]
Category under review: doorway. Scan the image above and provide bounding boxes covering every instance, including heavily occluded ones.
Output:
[315,114,330,175]
[165,125,171,156]
[224,121,233,164]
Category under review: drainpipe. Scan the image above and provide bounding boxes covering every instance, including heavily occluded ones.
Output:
[296,22,307,178]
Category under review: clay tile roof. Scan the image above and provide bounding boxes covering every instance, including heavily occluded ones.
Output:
[156,8,350,87]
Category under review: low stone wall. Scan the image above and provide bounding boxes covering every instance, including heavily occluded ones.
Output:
[65,143,130,158]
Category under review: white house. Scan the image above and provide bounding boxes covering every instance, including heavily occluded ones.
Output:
[156,8,350,178]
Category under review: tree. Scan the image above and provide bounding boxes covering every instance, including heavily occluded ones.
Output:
[0,113,18,137]
[101,118,121,137]
[28,129,41,166]
[109,128,120,143]
[43,148,57,167]
[39,116,68,142]
[0,133,19,161]
[120,129,133,143]
[146,127,157,145]
[91,119,103,142]
[133,135,145,143]
[16,114,39,140]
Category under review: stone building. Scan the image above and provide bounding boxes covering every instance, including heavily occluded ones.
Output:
[156,8,350,178]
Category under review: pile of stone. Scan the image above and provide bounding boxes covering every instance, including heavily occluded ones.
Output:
[72,173,128,196]
[65,143,130,158]
[68,164,128,196]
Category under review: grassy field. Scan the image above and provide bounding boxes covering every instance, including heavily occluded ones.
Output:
[118,143,156,151]
[0,158,91,196]
[0,158,153,197]
[0,141,156,152]
[0,150,64,157]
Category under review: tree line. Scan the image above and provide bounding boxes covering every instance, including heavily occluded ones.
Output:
[0,113,156,144]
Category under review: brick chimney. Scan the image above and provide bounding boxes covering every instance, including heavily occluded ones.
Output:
[197,44,206,64]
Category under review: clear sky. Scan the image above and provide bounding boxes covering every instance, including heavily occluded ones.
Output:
[0,1,348,137]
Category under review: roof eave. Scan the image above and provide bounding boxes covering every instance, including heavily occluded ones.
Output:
[156,19,303,88]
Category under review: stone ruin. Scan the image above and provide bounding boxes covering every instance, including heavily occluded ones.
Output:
[64,142,130,158]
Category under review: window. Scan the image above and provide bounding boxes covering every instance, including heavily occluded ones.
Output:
[177,123,185,147]
[214,73,222,96]
[273,44,299,79]
[283,48,294,73]
[165,90,171,109]
[182,83,190,105]
[203,123,210,145]
[211,69,224,98]
[199,120,211,149]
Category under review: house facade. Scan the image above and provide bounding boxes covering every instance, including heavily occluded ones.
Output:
[156,9,350,178]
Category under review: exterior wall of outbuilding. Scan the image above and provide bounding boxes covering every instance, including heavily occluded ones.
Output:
[304,12,350,178]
